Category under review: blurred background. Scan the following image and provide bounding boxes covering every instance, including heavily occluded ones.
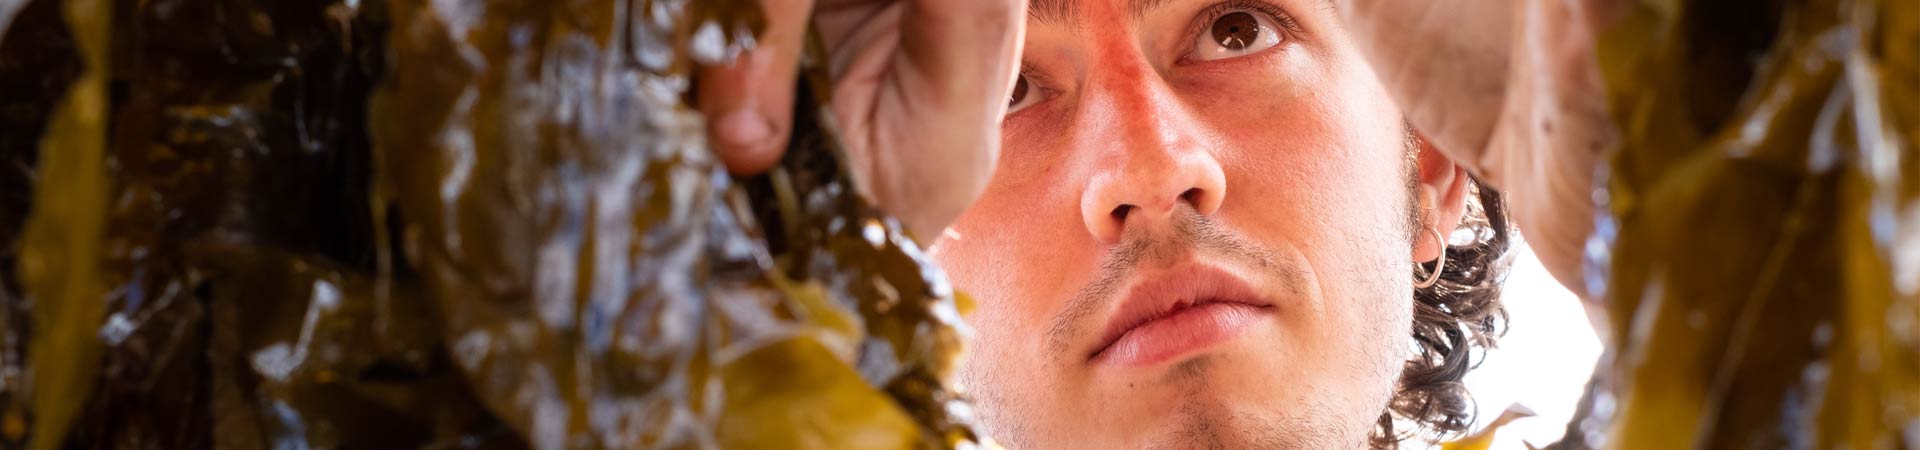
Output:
[1446,236,1604,450]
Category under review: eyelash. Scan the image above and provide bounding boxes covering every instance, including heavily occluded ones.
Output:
[1009,0,1301,116]
[1183,0,1304,49]
[1009,62,1054,115]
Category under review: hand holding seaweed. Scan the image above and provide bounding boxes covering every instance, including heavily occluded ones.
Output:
[696,0,1027,237]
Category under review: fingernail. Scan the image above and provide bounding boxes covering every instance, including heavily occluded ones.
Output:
[714,108,772,148]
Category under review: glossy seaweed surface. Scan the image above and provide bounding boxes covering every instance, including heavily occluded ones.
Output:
[6,0,1919,449]
[1560,0,1920,448]
[0,0,982,449]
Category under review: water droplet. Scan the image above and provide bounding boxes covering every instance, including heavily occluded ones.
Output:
[267,401,311,450]
[857,339,900,385]
[310,279,340,310]
[99,312,136,345]
[1583,165,1618,299]
[251,343,299,382]
[863,218,887,248]
[688,21,727,64]
[453,330,491,371]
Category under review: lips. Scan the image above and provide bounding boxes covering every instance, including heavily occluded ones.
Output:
[1088,265,1275,367]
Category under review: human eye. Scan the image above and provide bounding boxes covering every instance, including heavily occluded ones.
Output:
[1007,66,1052,116]
[1187,1,1294,63]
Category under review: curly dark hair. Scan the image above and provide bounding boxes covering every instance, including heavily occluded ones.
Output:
[1371,171,1514,448]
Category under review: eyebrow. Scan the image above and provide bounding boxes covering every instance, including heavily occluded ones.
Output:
[1028,0,1333,26]
[1028,0,1179,25]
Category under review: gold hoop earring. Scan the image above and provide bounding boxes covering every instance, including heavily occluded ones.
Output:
[1414,227,1447,289]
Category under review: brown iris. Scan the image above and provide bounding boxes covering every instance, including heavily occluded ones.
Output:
[1010,76,1029,107]
[1210,12,1261,50]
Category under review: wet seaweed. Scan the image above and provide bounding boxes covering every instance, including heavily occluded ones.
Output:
[1558,0,1920,448]
[0,0,982,448]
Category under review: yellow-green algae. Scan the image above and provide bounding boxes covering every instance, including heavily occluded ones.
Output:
[1564,0,1920,447]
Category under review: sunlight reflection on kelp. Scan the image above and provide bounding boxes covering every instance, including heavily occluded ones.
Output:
[1560,0,1920,448]
[0,0,984,448]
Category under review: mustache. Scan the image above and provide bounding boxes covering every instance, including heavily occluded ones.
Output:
[1043,209,1305,358]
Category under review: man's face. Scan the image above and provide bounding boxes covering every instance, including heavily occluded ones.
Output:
[929,1,1463,448]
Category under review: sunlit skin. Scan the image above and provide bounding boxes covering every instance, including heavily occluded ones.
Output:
[696,0,1616,447]
[927,0,1471,448]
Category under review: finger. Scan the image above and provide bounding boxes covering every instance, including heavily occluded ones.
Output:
[697,0,813,175]
[1335,0,1515,177]
[893,0,1025,118]
[881,0,1028,234]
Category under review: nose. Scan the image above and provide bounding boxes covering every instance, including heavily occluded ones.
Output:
[1076,62,1227,244]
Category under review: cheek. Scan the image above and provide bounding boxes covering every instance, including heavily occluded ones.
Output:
[1181,45,1416,389]
[935,147,1081,312]
[1183,47,1411,223]
[934,182,1095,439]
[931,150,1091,368]
[1186,50,1412,282]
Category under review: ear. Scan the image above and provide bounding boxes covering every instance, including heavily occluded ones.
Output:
[1412,129,1472,264]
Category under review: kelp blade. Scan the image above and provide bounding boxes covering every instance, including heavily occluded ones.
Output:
[0,0,984,448]
[1566,0,1920,448]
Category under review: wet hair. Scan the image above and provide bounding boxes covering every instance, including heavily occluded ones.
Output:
[1374,131,1514,448]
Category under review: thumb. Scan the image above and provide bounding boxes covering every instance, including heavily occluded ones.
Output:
[892,0,1025,125]
[864,0,1029,236]
[697,0,814,175]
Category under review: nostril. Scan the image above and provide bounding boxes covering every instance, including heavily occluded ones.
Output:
[1180,188,1203,205]
[1111,204,1135,222]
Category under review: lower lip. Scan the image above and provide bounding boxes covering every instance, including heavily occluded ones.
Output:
[1093,303,1270,368]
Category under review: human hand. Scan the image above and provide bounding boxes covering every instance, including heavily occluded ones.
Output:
[696,0,1025,237]
[1331,0,1627,299]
